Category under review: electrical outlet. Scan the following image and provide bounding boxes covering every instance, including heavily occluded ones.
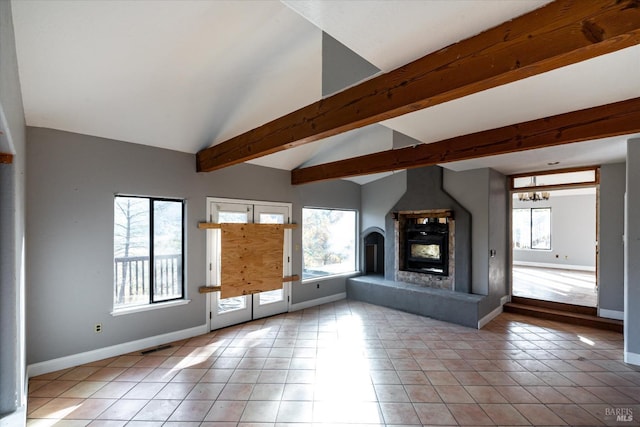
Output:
[94,323,102,333]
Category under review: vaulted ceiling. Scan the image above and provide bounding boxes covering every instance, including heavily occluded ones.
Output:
[11,0,640,184]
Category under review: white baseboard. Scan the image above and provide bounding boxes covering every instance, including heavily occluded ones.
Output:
[598,308,624,321]
[290,292,347,312]
[478,304,503,329]
[624,351,640,367]
[27,324,208,378]
[513,261,596,272]
[0,406,25,427]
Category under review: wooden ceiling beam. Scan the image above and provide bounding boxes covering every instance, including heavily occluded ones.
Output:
[0,153,13,164]
[291,97,640,185]
[196,0,640,173]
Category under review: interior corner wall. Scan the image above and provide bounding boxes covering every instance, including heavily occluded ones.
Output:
[483,168,509,317]
[361,171,406,233]
[625,138,640,365]
[599,163,625,314]
[26,127,360,366]
[444,168,509,317]
[443,168,490,295]
[0,0,27,422]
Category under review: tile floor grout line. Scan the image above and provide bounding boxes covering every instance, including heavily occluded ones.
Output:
[25,299,640,426]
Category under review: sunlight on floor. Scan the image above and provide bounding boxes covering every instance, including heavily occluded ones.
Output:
[26,301,634,426]
[512,266,597,307]
[578,335,596,346]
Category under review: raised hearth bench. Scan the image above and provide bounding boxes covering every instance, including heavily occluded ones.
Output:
[347,275,484,328]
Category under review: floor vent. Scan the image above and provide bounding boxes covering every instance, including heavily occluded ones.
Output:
[140,344,172,355]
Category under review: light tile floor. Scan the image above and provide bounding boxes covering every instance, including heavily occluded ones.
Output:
[27,300,640,426]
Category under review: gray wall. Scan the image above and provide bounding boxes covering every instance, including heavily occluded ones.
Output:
[360,172,406,280]
[0,0,27,421]
[599,163,625,314]
[361,171,406,232]
[26,127,360,365]
[625,139,640,362]
[321,32,379,97]
[513,192,596,268]
[444,168,509,317]
[484,168,509,317]
[444,168,490,295]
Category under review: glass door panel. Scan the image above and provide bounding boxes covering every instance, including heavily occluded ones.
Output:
[206,199,292,330]
[253,204,291,319]
[209,202,253,329]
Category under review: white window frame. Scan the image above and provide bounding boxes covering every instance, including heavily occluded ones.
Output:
[301,206,358,282]
[513,207,552,251]
[112,195,187,315]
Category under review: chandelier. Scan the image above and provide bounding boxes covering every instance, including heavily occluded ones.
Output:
[517,191,550,202]
[517,176,550,202]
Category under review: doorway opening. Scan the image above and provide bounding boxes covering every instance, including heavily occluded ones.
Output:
[205,197,292,330]
[510,168,599,308]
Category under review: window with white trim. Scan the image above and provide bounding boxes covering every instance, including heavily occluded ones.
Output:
[302,207,357,279]
[513,207,551,250]
[113,196,184,309]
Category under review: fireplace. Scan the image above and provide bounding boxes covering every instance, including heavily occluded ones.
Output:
[405,218,449,275]
[384,167,471,293]
[394,209,455,290]
[404,218,449,276]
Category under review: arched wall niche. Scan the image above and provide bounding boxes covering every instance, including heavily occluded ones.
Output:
[362,227,385,276]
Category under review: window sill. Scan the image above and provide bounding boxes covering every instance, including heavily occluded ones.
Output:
[301,271,359,284]
[111,299,191,317]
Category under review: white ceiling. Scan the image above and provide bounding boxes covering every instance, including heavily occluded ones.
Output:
[11,0,640,184]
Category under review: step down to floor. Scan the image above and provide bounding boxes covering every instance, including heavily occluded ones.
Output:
[504,297,623,333]
[511,296,597,315]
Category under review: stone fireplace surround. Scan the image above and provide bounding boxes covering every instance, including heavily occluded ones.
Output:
[385,166,471,293]
[347,166,483,328]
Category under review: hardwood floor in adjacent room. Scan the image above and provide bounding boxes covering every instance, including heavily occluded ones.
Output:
[512,266,597,307]
[27,300,638,426]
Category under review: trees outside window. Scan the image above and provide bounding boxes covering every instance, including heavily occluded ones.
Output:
[114,196,184,309]
[302,208,356,279]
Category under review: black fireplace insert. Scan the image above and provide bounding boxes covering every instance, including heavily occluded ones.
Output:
[404,219,448,275]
